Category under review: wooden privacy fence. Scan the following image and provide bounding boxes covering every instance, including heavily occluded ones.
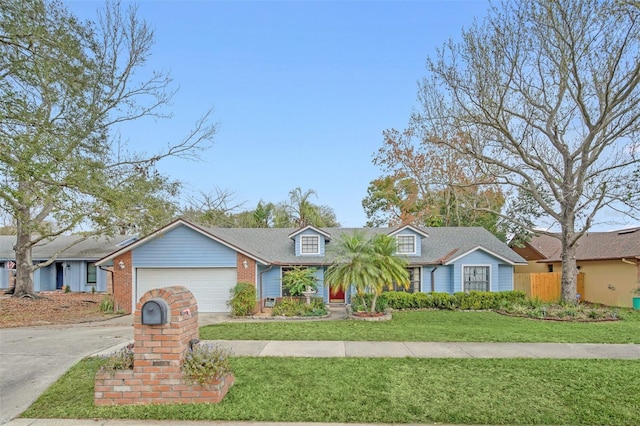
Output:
[514,272,585,302]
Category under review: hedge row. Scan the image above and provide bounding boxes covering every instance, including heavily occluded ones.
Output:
[350,290,528,313]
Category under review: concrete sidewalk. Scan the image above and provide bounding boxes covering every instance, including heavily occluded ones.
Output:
[96,338,640,360]
[210,339,640,359]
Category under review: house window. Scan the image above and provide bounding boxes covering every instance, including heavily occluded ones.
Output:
[463,266,490,292]
[86,263,97,284]
[301,236,319,254]
[389,267,420,293]
[396,235,416,254]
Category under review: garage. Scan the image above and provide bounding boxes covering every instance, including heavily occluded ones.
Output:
[136,268,237,312]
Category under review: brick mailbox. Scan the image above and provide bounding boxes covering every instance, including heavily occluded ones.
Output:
[95,286,234,406]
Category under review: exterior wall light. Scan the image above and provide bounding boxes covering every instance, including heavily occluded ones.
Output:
[118,260,125,270]
[242,260,248,269]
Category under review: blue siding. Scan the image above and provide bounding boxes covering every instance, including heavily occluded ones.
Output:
[0,268,8,289]
[498,264,514,291]
[262,267,282,298]
[430,265,454,293]
[33,261,108,292]
[294,229,326,256]
[133,226,236,267]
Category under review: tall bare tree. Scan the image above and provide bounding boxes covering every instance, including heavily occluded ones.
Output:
[0,0,217,297]
[412,0,640,301]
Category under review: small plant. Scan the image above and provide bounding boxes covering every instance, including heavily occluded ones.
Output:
[91,286,96,295]
[282,266,318,296]
[182,343,232,386]
[62,285,71,293]
[99,295,114,313]
[99,344,134,374]
[228,282,257,316]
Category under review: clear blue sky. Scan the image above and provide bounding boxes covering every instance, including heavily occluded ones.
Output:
[65,0,491,227]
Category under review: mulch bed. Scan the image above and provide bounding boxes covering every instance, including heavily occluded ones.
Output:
[0,292,116,328]
[495,310,621,322]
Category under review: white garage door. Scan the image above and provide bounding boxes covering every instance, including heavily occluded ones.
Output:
[136,268,237,312]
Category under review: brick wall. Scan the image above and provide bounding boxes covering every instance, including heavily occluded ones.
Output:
[236,253,256,284]
[112,252,132,314]
[95,286,234,406]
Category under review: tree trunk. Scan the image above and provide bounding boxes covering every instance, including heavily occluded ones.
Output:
[560,224,578,303]
[12,205,36,298]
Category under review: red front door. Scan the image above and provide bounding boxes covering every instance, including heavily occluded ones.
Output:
[329,286,345,303]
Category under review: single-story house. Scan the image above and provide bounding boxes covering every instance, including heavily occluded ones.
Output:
[511,228,640,307]
[96,218,527,313]
[0,235,135,293]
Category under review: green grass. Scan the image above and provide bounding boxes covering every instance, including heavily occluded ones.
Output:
[24,357,640,425]
[200,310,640,343]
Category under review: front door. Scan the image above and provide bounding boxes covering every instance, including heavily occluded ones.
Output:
[329,285,345,303]
[56,263,64,290]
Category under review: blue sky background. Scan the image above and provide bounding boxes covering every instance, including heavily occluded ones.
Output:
[65,0,492,227]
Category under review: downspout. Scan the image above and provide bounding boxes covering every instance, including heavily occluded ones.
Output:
[98,265,115,313]
[259,265,273,313]
[430,267,438,293]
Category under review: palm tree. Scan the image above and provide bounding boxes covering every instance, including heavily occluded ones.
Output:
[369,234,410,312]
[325,231,409,314]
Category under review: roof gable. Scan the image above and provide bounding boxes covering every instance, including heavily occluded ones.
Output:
[288,225,331,241]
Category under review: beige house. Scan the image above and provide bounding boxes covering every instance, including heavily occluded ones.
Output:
[512,228,640,307]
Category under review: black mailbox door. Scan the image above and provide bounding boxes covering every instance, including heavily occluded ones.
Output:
[141,299,168,325]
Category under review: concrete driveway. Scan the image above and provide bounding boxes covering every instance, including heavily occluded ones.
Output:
[0,315,134,425]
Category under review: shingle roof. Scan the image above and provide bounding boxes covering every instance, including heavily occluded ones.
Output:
[0,235,134,261]
[525,228,640,262]
[200,224,526,265]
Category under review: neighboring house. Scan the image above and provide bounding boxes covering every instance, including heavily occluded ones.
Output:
[96,218,527,313]
[0,235,135,293]
[511,228,640,307]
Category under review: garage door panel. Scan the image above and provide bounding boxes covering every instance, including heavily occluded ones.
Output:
[136,268,236,312]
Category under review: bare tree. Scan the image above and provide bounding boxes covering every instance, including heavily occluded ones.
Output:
[412,0,640,301]
[0,0,217,297]
[180,188,245,228]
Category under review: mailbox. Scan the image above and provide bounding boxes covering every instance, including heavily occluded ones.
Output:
[141,298,169,325]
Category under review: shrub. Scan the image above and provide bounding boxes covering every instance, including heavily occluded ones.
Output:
[455,291,493,310]
[282,266,318,296]
[385,291,415,310]
[228,282,256,316]
[99,343,134,374]
[183,343,232,386]
[350,292,388,313]
[271,297,327,317]
[430,292,456,310]
[272,297,305,316]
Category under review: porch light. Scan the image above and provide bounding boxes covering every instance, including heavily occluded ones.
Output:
[118,260,125,269]
[242,260,248,269]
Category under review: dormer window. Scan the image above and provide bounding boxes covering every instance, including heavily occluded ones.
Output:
[396,235,416,254]
[301,235,319,254]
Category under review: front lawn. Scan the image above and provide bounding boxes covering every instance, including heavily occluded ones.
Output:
[23,356,640,425]
[200,310,640,343]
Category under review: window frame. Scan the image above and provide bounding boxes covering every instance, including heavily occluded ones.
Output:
[396,234,416,255]
[86,263,97,284]
[300,235,320,255]
[462,264,491,292]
